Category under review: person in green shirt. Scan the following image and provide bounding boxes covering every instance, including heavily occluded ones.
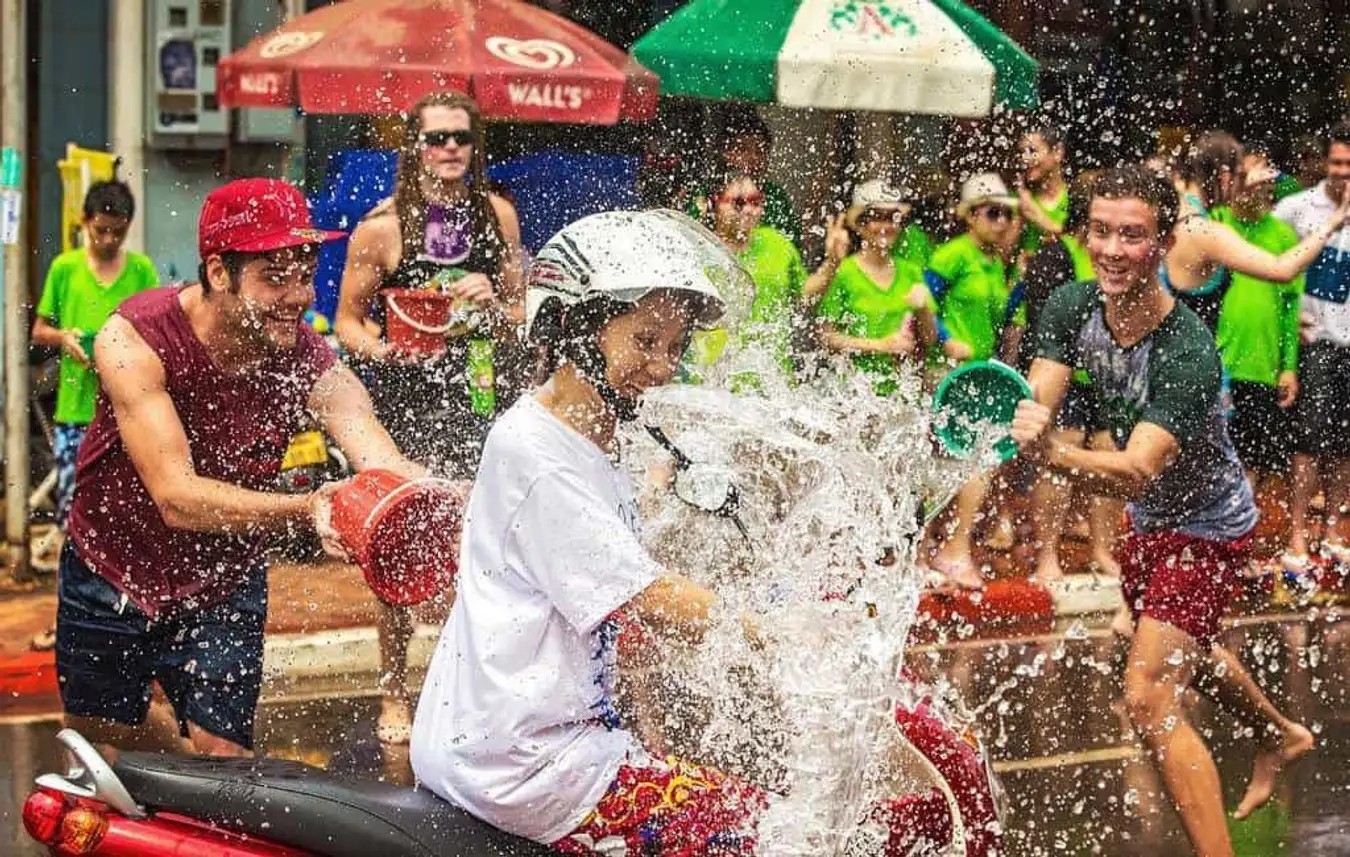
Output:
[807,179,936,396]
[686,111,802,247]
[1212,162,1303,486]
[923,173,1022,587]
[1017,124,1071,256]
[683,171,810,386]
[33,180,159,535]
[926,172,1023,365]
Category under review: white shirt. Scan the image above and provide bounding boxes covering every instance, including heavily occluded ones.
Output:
[1273,182,1350,346]
[410,395,660,843]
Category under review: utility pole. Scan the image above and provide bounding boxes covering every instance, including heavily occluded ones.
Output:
[110,0,147,254]
[0,0,29,585]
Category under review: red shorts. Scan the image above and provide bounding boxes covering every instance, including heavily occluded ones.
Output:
[551,756,953,856]
[1119,528,1253,646]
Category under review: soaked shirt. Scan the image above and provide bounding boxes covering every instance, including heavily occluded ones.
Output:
[1035,280,1257,541]
[411,396,659,844]
[68,286,336,618]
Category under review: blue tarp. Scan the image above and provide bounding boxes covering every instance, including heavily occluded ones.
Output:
[308,148,641,321]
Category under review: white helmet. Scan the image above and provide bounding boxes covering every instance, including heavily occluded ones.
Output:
[525,209,743,344]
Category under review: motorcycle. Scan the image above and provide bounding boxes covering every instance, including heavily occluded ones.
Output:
[23,681,1002,857]
[25,427,1004,855]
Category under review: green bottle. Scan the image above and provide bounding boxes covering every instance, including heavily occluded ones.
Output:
[467,337,496,417]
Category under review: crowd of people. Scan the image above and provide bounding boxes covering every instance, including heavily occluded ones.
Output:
[29,85,1350,856]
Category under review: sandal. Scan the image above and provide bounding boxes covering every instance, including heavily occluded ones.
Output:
[31,628,56,652]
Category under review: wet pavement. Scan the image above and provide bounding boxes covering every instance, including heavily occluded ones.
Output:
[3,611,1347,856]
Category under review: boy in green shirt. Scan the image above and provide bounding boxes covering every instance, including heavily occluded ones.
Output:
[684,172,809,387]
[923,173,1022,587]
[33,180,159,533]
[1212,164,1303,485]
[925,172,1023,367]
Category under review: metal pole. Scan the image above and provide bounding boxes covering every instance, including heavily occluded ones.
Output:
[0,0,29,584]
[110,0,147,254]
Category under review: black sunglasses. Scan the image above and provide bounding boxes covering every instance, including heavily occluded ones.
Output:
[419,129,474,149]
[977,205,1014,223]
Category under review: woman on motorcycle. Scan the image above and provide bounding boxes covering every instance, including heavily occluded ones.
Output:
[410,211,936,854]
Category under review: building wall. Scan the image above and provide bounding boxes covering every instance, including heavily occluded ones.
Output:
[30,0,110,284]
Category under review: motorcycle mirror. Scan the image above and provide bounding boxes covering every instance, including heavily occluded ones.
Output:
[647,424,753,550]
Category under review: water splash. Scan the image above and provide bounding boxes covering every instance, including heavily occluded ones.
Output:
[621,340,978,853]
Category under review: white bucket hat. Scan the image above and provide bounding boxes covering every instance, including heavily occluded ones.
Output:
[956,172,1019,218]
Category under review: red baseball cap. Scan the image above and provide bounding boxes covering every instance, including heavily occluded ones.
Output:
[198,178,343,258]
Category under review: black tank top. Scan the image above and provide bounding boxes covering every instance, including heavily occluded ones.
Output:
[359,198,505,476]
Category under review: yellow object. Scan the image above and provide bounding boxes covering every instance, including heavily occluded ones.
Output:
[58,144,120,253]
[281,431,330,470]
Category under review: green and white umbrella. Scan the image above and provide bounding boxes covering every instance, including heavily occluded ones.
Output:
[632,0,1038,117]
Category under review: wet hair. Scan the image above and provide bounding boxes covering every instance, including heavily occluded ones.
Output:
[1327,119,1350,155]
[1089,165,1178,236]
[706,162,758,198]
[1066,169,1101,233]
[721,109,772,150]
[1024,123,1064,152]
[392,91,505,275]
[1179,131,1243,207]
[197,250,251,296]
[82,180,135,221]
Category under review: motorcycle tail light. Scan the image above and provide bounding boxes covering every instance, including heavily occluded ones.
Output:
[21,789,66,844]
[58,805,110,853]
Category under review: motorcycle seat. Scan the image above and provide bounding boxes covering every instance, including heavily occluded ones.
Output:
[111,752,551,857]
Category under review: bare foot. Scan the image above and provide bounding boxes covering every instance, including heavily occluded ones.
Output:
[1089,549,1122,577]
[932,553,985,590]
[1030,556,1065,586]
[1233,723,1314,819]
[1109,604,1134,638]
[986,515,1016,552]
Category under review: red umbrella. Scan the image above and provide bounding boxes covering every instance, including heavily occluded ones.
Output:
[217,0,658,124]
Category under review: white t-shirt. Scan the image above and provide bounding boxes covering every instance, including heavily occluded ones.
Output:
[410,395,660,844]
[1273,182,1350,346]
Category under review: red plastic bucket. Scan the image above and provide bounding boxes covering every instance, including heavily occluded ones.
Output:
[384,289,454,356]
[330,469,465,606]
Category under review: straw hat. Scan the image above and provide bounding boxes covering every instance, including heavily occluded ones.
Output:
[956,172,1018,218]
[845,179,913,230]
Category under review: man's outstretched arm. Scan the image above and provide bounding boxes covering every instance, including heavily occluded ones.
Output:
[97,315,317,532]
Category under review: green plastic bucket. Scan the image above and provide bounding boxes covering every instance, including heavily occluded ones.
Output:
[931,360,1032,462]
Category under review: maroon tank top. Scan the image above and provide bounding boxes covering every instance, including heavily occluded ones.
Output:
[68,286,337,618]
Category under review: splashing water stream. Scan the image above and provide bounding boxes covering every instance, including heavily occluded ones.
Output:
[620,343,991,854]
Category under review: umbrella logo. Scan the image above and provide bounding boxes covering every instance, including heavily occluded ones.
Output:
[830,1,917,39]
[260,30,324,59]
[485,36,577,70]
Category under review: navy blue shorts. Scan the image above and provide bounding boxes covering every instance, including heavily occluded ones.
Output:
[54,541,268,749]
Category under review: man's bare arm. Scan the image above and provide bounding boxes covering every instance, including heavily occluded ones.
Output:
[308,363,425,480]
[96,316,315,532]
[1045,422,1179,500]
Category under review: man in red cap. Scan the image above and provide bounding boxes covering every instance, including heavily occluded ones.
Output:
[57,178,425,756]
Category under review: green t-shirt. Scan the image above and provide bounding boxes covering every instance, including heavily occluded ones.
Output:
[687,180,801,247]
[926,234,1018,362]
[1020,186,1070,255]
[686,225,804,382]
[1210,208,1303,386]
[1035,279,1257,541]
[815,255,925,395]
[37,250,159,425]
[1274,173,1303,202]
[890,223,934,271]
